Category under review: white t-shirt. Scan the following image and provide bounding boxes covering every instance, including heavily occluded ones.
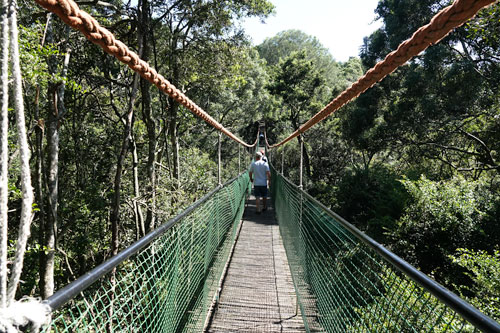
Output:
[250,159,270,186]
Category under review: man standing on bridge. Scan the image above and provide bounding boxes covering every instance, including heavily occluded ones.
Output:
[249,151,270,214]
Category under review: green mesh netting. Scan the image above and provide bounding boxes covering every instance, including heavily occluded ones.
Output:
[44,172,250,332]
[270,166,483,333]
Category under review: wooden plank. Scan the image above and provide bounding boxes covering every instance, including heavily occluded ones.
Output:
[206,196,306,332]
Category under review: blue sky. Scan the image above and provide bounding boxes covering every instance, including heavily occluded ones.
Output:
[241,0,383,62]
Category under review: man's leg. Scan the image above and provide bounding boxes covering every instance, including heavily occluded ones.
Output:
[256,196,260,213]
[262,197,267,211]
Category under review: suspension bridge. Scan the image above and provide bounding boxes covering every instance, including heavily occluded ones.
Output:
[41,155,500,332]
[2,0,500,332]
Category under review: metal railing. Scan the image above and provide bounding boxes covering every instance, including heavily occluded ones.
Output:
[43,172,250,332]
[270,165,500,332]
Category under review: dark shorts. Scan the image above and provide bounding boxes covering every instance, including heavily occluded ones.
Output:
[254,186,268,198]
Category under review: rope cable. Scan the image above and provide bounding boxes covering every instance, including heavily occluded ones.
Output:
[269,0,497,148]
[263,129,271,150]
[7,0,35,305]
[0,0,10,309]
[33,0,256,148]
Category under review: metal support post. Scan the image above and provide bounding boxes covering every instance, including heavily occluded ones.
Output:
[218,132,222,185]
[281,148,284,174]
[299,136,303,189]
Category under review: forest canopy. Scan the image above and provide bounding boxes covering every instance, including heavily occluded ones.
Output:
[0,0,498,326]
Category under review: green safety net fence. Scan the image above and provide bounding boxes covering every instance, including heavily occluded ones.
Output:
[270,166,492,333]
[44,172,250,332]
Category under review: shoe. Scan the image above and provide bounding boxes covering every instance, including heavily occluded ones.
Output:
[263,207,267,211]
[256,210,261,214]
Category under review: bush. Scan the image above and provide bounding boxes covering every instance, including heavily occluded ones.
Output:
[450,248,500,321]
[390,175,500,287]
[332,164,408,243]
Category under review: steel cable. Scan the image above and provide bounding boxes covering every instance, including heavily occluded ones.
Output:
[270,165,500,332]
[44,173,251,332]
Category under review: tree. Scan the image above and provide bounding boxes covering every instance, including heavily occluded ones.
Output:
[333,164,407,243]
[268,50,325,180]
[184,46,273,174]
[4,0,278,301]
[146,0,274,185]
[258,30,361,187]
[258,29,341,92]
[352,1,500,177]
[390,176,500,287]
[451,248,500,321]
[0,0,10,307]
[333,2,500,295]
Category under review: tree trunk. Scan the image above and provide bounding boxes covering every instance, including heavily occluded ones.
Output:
[141,63,157,233]
[292,113,311,181]
[169,99,180,186]
[43,85,58,300]
[40,21,70,299]
[107,72,139,332]
[40,17,57,300]
[168,47,181,187]
[218,132,222,185]
[110,72,139,257]
[35,86,46,296]
[138,0,157,233]
[36,14,49,301]
[144,104,157,232]
[131,134,145,239]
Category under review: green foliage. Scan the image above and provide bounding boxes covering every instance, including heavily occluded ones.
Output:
[6,0,499,323]
[338,57,363,92]
[18,24,51,86]
[258,30,342,108]
[155,147,218,222]
[12,0,278,296]
[391,176,499,286]
[451,248,500,321]
[268,50,326,129]
[8,181,22,201]
[374,0,439,50]
[332,164,408,243]
[332,1,500,320]
[257,29,340,84]
[355,2,500,174]
[348,266,474,332]
[464,4,500,61]
[192,47,273,139]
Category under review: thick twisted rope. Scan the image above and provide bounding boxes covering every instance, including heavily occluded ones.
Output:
[270,0,497,148]
[34,0,255,148]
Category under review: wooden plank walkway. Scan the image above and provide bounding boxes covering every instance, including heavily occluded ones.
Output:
[206,196,306,332]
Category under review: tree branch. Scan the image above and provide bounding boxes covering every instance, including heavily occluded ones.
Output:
[459,129,497,166]
[415,141,482,157]
[75,0,118,11]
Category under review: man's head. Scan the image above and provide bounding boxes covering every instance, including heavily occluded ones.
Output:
[256,151,262,160]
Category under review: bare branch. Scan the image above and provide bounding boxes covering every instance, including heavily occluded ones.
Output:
[75,0,118,11]
[459,129,497,166]
[415,141,482,157]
